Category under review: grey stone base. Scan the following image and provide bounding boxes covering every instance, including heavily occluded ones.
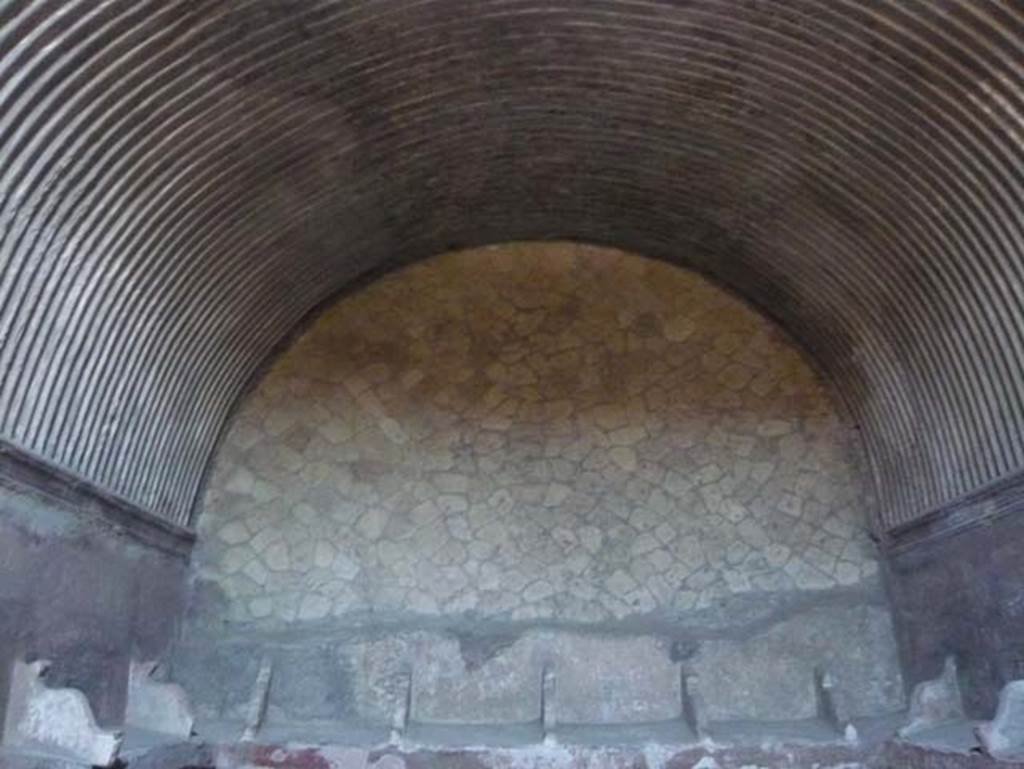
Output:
[170,598,903,740]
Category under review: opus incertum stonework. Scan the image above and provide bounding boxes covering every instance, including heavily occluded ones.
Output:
[195,243,878,627]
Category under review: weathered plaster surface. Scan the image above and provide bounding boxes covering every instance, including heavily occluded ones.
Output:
[195,243,878,626]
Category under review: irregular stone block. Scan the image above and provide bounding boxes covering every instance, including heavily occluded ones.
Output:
[1,659,122,766]
[167,640,263,723]
[899,656,964,737]
[266,644,352,722]
[550,634,680,724]
[125,660,194,737]
[410,634,541,724]
[691,605,904,722]
[977,680,1024,759]
[340,635,412,725]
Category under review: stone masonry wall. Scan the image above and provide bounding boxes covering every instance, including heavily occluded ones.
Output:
[194,243,879,627]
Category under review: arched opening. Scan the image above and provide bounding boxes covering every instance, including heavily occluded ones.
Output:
[1,1,1022,764]
[174,242,902,740]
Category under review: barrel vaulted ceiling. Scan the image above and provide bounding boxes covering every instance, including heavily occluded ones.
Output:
[0,0,1022,529]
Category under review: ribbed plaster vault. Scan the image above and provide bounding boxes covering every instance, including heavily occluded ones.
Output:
[0,0,1022,528]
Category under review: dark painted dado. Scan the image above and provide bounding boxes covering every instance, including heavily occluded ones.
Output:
[884,469,1024,718]
[0,441,193,727]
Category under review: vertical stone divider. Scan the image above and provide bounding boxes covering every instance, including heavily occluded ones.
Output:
[542,665,557,744]
[390,671,412,745]
[681,668,707,741]
[241,656,273,741]
[814,667,843,736]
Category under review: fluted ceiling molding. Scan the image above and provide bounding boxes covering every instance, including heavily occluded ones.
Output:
[0,0,1022,528]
